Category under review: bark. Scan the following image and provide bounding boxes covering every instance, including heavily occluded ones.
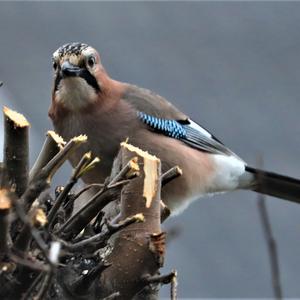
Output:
[3,106,29,197]
[98,142,165,299]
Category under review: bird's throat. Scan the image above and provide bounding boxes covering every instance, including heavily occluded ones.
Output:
[54,77,98,111]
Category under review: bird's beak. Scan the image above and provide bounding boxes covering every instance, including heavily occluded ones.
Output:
[60,61,82,78]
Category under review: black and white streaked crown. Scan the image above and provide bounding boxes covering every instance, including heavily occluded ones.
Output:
[56,42,89,58]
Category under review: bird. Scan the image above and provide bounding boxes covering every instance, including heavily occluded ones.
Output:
[49,42,300,215]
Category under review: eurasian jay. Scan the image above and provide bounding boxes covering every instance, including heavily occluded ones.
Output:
[49,42,300,215]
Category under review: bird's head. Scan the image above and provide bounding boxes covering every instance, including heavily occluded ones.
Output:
[51,42,108,111]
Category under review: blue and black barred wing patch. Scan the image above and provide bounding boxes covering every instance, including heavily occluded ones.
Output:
[138,112,232,155]
[138,112,186,138]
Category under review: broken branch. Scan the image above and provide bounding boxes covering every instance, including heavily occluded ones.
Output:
[57,158,138,241]
[22,135,87,211]
[47,152,97,228]
[98,142,164,299]
[63,213,144,253]
[161,166,182,187]
[3,106,29,196]
[29,131,65,182]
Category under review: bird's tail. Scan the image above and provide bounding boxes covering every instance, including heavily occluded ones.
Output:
[245,166,300,204]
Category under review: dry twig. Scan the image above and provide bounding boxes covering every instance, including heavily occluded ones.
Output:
[57,158,139,241]
[257,157,283,300]
[258,195,283,299]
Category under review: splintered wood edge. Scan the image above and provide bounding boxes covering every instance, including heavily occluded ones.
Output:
[72,134,88,144]
[127,157,140,178]
[47,130,66,148]
[149,231,166,267]
[0,190,11,210]
[133,213,145,222]
[121,142,160,208]
[32,208,47,226]
[3,106,30,128]
[144,158,159,208]
[175,166,183,176]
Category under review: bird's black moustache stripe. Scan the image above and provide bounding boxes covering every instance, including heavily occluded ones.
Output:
[54,73,62,92]
[54,69,101,92]
[79,69,101,92]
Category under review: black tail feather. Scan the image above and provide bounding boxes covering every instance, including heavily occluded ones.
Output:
[245,166,300,204]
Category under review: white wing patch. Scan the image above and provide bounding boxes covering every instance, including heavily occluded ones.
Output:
[188,119,212,138]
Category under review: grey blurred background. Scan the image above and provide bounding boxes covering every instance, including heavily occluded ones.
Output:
[1,2,300,298]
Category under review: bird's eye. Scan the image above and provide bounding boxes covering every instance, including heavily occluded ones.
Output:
[53,61,58,70]
[87,56,96,68]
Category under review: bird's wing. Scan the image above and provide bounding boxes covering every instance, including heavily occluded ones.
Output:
[122,85,236,156]
[122,84,188,120]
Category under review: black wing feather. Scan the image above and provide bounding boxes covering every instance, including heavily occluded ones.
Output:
[183,125,233,156]
[138,111,235,156]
